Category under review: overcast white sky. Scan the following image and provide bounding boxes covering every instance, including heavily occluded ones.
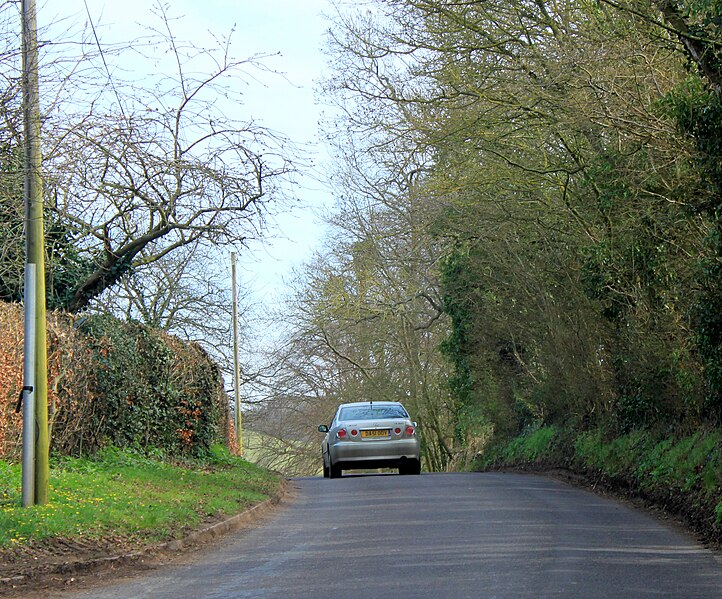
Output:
[39,0,335,306]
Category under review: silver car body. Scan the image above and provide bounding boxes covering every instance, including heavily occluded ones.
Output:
[319,401,421,477]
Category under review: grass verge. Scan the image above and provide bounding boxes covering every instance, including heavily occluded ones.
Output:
[0,445,282,550]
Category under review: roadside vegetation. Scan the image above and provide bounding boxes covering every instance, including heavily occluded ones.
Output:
[0,446,281,550]
[0,0,293,472]
[241,429,321,478]
[2,0,722,566]
[244,0,721,475]
[0,7,284,570]
[246,0,722,538]
[0,304,232,460]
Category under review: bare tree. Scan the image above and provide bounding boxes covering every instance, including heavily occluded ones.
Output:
[95,241,244,349]
[40,4,296,312]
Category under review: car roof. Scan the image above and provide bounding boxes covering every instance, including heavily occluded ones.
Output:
[337,401,404,408]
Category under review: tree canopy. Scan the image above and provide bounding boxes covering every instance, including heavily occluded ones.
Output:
[0,2,295,314]
[253,0,722,473]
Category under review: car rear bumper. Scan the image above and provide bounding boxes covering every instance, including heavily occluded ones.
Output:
[330,438,420,469]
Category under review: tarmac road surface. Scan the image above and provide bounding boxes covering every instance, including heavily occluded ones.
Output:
[63,472,722,599]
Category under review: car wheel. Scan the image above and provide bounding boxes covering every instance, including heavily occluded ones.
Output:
[322,459,329,478]
[329,456,342,479]
[410,459,421,475]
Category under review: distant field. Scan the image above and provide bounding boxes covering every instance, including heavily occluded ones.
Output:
[241,430,321,477]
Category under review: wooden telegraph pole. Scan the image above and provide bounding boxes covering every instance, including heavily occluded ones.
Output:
[21,0,49,505]
[231,253,243,456]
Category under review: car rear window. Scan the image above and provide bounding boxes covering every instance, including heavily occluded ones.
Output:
[339,405,408,421]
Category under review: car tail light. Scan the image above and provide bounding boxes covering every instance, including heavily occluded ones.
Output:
[351,429,358,437]
[394,427,401,435]
[337,428,347,439]
[405,425,415,436]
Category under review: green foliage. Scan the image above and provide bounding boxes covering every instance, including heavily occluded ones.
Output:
[635,432,722,493]
[0,460,14,501]
[574,429,652,478]
[203,443,239,467]
[0,449,281,548]
[61,314,227,457]
[44,217,98,310]
[0,136,95,308]
[673,0,722,87]
[487,426,722,502]
[572,428,722,500]
[494,425,559,464]
[692,221,722,420]
[664,77,722,211]
[439,244,478,444]
[580,223,672,325]
[439,243,517,444]
[660,75,722,421]
[0,207,96,310]
[318,0,722,466]
[575,136,706,430]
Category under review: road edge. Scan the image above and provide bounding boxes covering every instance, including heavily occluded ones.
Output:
[0,479,291,596]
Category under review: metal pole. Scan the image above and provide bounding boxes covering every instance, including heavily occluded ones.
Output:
[231,253,242,456]
[21,266,36,507]
[21,0,49,505]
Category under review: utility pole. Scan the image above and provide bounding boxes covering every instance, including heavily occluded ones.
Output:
[21,267,35,507]
[231,252,243,456]
[21,0,49,506]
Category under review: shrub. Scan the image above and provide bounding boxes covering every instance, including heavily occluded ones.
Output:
[0,304,230,459]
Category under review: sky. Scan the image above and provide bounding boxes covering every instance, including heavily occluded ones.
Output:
[39,0,335,308]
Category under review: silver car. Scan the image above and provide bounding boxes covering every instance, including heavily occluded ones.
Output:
[318,401,421,477]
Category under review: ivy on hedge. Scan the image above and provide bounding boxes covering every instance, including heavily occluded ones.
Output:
[72,314,227,456]
[0,303,229,459]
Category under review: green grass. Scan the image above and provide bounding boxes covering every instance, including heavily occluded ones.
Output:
[0,445,282,549]
[473,425,561,467]
[575,428,653,477]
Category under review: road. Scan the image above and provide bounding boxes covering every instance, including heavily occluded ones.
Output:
[64,472,721,599]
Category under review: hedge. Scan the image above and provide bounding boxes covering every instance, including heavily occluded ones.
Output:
[0,304,230,459]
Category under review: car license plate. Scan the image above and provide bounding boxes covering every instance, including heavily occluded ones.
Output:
[361,429,389,438]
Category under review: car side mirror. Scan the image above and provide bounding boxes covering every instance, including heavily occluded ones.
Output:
[318,424,329,433]
[413,422,417,427]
